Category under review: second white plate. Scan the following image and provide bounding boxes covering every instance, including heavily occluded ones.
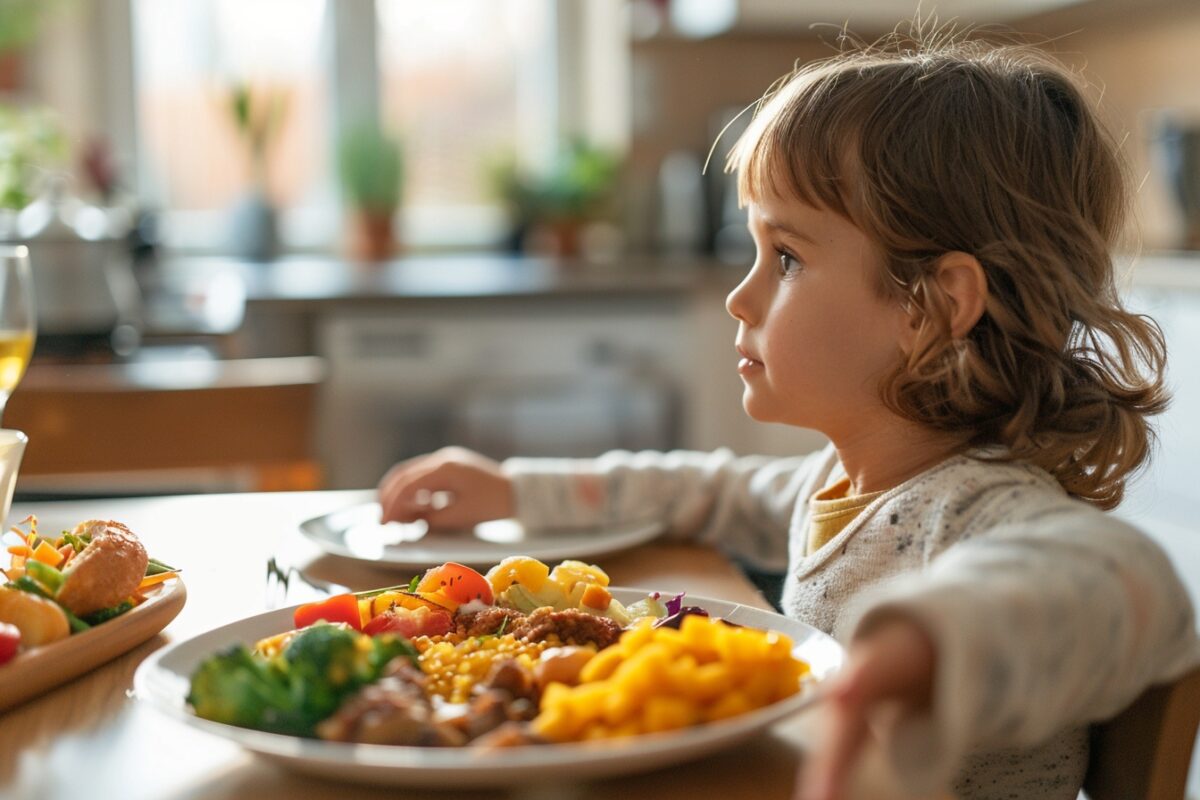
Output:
[299,502,664,569]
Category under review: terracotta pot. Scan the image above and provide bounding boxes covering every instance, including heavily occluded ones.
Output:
[0,50,24,93]
[347,210,395,262]
[525,218,583,258]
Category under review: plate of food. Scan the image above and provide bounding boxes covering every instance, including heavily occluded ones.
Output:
[299,502,664,569]
[134,556,842,788]
[1,516,186,712]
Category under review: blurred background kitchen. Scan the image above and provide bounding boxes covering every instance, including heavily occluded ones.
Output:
[0,0,1198,518]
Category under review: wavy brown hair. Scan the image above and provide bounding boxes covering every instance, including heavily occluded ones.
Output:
[726,34,1167,509]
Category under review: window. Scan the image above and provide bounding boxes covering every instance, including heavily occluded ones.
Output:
[125,0,624,253]
[377,0,556,246]
[132,0,332,250]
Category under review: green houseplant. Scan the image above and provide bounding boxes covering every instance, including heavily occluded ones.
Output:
[0,106,66,211]
[338,120,404,261]
[488,139,621,257]
[0,0,66,92]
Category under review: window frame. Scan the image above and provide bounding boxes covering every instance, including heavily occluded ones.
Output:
[106,0,628,255]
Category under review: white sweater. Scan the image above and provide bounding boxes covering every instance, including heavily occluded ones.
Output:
[504,444,1200,800]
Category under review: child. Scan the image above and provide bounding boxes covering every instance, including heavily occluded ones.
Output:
[378,35,1200,800]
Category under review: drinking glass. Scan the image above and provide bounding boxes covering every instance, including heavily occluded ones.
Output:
[0,246,36,426]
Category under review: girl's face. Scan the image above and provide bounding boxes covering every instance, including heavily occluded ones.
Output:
[726,193,911,435]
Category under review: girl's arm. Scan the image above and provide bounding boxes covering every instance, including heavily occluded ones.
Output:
[834,507,1200,796]
[504,446,832,570]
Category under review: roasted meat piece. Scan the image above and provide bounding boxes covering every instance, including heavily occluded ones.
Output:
[55,521,149,616]
[317,663,467,746]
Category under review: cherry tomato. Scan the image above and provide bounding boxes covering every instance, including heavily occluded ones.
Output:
[293,593,363,631]
[363,605,454,638]
[0,622,19,666]
[416,562,493,606]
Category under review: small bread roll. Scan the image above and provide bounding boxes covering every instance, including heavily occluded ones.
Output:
[55,521,148,616]
[0,586,70,647]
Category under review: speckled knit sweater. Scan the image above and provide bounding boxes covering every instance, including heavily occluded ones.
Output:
[504,444,1200,800]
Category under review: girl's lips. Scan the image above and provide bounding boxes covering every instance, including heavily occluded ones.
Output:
[737,356,763,375]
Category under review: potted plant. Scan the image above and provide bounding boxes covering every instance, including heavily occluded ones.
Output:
[225,82,289,261]
[488,139,621,257]
[0,106,66,212]
[338,120,404,262]
[0,0,61,93]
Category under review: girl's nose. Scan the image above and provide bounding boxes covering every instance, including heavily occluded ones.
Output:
[726,268,758,324]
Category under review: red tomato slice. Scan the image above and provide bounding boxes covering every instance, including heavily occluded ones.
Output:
[0,622,19,666]
[293,593,363,631]
[416,562,493,606]
[363,605,454,638]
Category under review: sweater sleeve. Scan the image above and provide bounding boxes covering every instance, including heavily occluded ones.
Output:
[502,447,828,571]
[840,505,1200,796]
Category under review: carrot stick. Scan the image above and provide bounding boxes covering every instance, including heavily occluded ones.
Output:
[137,571,178,590]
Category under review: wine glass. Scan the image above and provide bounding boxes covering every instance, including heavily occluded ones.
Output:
[0,245,36,426]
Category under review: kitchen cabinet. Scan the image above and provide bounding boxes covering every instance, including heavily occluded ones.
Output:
[147,255,774,488]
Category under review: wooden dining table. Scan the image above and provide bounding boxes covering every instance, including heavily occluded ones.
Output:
[0,490,943,800]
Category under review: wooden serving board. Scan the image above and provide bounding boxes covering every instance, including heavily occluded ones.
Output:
[0,577,187,713]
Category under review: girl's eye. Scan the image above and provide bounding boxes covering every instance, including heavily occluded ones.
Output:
[776,248,801,276]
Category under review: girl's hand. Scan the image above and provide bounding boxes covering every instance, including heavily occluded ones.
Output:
[798,616,937,800]
[377,447,515,529]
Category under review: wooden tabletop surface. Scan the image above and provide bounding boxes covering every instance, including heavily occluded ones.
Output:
[0,490,940,800]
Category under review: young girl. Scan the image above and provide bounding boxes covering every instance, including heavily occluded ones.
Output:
[377,36,1200,800]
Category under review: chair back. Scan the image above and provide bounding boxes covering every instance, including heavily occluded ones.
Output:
[1084,666,1200,800]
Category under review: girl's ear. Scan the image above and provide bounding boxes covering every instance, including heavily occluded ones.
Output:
[933,251,988,339]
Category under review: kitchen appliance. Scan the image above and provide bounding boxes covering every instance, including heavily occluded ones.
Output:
[6,177,142,357]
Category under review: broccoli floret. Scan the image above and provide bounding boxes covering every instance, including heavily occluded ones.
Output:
[282,624,364,721]
[187,644,308,735]
[368,632,420,674]
[82,600,134,626]
[188,624,420,738]
[282,624,418,722]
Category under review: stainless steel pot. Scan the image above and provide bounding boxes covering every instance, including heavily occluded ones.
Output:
[6,178,141,356]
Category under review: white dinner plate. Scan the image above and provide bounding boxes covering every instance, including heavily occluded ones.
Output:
[299,502,664,569]
[134,589,844,788]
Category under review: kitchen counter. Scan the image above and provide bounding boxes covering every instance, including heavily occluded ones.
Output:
[142,254,741,333]
[139,250,1200,340]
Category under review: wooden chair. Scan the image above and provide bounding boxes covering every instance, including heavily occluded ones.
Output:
[1085,666,1200,800]
[5,356,326,494]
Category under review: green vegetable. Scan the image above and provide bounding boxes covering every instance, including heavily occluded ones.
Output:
[407,574,419,593]
[82,600,134,626]
[187,644,307,735]
[283,623,417,722]
[61,532,87,553]
[10,575,52,600]
[25,560,64,593]
[187,623,418,737]
[145,558,180,577]
[65,610,91,633]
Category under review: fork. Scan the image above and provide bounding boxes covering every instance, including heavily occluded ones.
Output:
[264,555,350,609]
